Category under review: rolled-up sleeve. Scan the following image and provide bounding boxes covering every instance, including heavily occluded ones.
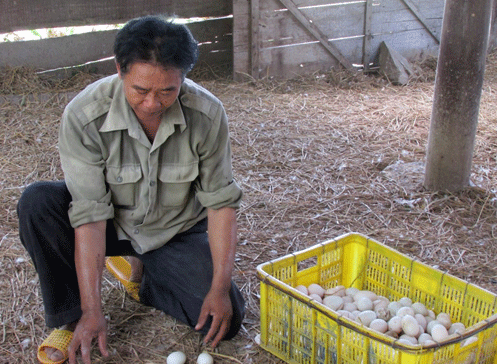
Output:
[58,106,114,228]
[196,103,243,209]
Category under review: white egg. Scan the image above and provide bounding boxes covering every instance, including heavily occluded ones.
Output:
[357,310,377,326]
[345,287,360,296]
[197,352,214,364]
[399,297,413,307]
[388,316,403,334]
[411,302,428,316]
[309,293,323,304]
[448,322,466,335]
[369,318,388,333]
[397,306,415,317]
[356,297,374,311]
[387,301,402,316]
[323,295,344,311]
[431,324,449,342]
[295,285,308,295]
[427,320,442,335]
[342,295,354,304]
[436,312,452,329]
[415,313,427,331]
[399,334,418,345]
[343,302,358,312]
[167,351,187,364]
[308,284,325,298]
[461,336,478,347]
[324,285,346,297]
[418,333,433,345]
[354,290,378,302]
[401,315,419,337]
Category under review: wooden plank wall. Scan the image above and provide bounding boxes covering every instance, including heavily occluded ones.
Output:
[234,0,445,80]
[0,0,233,76]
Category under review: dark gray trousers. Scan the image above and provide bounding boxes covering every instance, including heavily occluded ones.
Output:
[17,181,245,340]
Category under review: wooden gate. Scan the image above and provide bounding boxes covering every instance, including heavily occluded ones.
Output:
[233,0,444,80]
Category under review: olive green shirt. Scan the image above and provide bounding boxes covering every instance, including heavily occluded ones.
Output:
[58,74,242,254]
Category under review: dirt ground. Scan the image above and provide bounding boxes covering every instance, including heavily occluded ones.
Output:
[1,52,497,363]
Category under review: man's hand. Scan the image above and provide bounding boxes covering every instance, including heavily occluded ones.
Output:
[195,288,233,347]
[68,310,109,364]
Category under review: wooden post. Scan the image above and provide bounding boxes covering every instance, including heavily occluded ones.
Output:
[250,0,260,79]
[424,0,493,192]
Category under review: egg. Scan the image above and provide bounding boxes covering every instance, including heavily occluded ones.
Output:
[399,297,413,307]
[426,320,441,335]
[197,352,214,364]
[388,316,403,334]
[324,285,346,297]
[415,314,427,331]
[354,290,378,302]
[167,351,187,364]
[387,301,402,316]
[309,293,323,304]
[411,302,428,316]
[418,333,433,345]
[374,306,391,321]
[396,306,415,317]
[369,318,388,333]
[345,287,360,296]
[308,284,325,298]
[323,295,344,311]
[461,336,478,347]
[356,297,373,311]
[342,295,354,304]
[342,302,358,312]
[295,285,308,295]
[431,324,449,342]
[399,334,418,345]
[357,310,377,327]
[401,315,420,337]
[448,322,466,335]
[436,312,452,329]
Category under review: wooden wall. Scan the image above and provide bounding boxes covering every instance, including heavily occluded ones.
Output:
[0,0,233,76]
[234,0,445,80]
[2,0,497,80]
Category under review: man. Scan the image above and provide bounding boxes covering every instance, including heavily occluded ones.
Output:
[17,15,245,364]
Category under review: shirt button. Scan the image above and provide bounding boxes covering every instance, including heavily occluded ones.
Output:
[117,176,123,183]
[150,181,155,186]
[134,229,139,234]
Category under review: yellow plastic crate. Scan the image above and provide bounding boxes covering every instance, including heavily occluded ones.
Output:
[257,232,497,364]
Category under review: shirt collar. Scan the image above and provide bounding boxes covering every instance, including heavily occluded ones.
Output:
[99,78,187,135]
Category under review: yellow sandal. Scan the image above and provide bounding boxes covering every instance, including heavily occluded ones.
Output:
[37,329,73,364]
[105,256,141,301]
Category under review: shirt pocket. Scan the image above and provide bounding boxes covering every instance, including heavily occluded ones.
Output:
[106,165,142,208]
[158,163,199,207]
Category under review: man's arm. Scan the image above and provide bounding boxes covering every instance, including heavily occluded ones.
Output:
[195,207,238,347]
[68,220,109,364]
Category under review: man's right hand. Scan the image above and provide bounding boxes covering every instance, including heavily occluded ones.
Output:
[68,309,109,364]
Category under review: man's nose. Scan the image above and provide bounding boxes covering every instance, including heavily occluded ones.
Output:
[143,93,161,109]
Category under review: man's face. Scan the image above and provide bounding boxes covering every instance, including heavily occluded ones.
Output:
[117,62,183,123]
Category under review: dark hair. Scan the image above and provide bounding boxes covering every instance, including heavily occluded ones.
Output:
[114,15,199,78]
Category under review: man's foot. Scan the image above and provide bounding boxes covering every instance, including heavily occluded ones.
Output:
[38,322,77,363]
[105,256,142,301]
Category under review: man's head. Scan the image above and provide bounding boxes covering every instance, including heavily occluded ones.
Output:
[114,15,199,80]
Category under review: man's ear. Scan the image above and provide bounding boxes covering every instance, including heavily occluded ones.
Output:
[116,60,122,78]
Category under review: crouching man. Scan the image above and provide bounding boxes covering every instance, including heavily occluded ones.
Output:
[17,15,244,364]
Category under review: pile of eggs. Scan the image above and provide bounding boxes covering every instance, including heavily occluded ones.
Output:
[296,284,477,347]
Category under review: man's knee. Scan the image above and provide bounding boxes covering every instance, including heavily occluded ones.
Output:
[17,181,69,218]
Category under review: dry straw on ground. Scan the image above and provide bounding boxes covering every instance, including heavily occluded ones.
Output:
[1,53,497,363]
